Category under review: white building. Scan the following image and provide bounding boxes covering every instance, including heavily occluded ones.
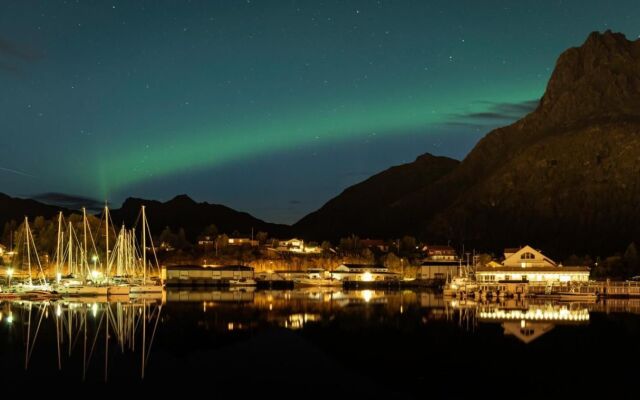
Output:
[476,245,590,284]
[332,263,398,282]
[417,245,460,281]
[276,238,322,254]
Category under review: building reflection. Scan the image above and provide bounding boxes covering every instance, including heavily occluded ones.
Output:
[446,298,591,343]
[2,288,627,382]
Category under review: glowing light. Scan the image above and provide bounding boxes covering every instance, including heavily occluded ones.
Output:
[520,319,526,328]
[361,290,373,302]
[362,271,373,282]
[7,312,13,324]
[92,303,98,317]
[6,268,13,277]
[56,305,62,317]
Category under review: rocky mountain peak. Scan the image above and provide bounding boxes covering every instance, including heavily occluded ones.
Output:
[539,30,640,125]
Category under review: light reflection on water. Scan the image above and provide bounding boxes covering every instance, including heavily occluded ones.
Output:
[1,289,640,390]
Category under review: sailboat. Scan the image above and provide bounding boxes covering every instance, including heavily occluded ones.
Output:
[10,217,54,296]
[129,205,163,294]
[54,210,108,296]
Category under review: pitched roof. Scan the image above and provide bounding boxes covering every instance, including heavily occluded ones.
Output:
[340,263,387,269]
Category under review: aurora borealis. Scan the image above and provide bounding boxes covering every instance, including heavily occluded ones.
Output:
[1,1,639,223]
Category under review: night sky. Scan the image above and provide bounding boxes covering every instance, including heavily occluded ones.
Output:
[1,1,638,223]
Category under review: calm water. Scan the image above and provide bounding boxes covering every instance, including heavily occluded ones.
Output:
[1,289,639,397]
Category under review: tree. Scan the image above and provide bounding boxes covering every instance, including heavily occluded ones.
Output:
[215,234,229,254]
[382,253,403,272]
[339,235,360,253]
[256,231,268,244]
[321,241,332,253]
[624,243,640,278]
[400,236,417,254]
[361,248,374,263]
[175,228,190,250]
[159,226,177,247]
[202,224,218,238]
[476,253,493,267]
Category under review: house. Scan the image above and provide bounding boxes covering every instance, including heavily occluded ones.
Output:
[332,263,398,282]
[423,245,458,261]
[158,241,175,251]
[197,235,215,246]
[475,245,590,283]
[417,245,460,281]
[228,238,259,247]
[275,238,322,254]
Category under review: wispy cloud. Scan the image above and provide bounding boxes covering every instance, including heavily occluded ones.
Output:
[31,192,103,212]
[0,166,36,178]
[450,99,539,124]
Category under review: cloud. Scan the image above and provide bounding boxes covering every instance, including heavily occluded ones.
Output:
[0,37,41,61]
[0,36,41,75]
[451,99,539,123]
[31,193,103,213]
[0,166,36,178]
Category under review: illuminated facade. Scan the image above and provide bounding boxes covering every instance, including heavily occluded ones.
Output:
[417,245,460,280]
[476,245,590,283]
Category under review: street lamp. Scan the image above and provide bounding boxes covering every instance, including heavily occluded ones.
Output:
[91,255,99,282]
[6,267,13,286]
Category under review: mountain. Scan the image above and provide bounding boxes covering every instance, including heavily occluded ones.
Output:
[294,154,459,240]
[108,194,291,241]
[297,30,640,257]
[0,192,70,229]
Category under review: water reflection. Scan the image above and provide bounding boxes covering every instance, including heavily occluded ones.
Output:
[0,299,162,381]
[2,289,640,383]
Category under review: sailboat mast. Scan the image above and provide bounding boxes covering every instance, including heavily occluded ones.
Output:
[83,207,88,276]
[69,222,73,276]
[25,217,32,286]
[105,204,109,278]
[56,212,62,281]
[142,206,146,282]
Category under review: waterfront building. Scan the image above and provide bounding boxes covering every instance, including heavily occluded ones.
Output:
[476,245,590,283]
[163,264,255,286]
[228,238,259,247]
[332,263,398,282]
[417,245,461,281]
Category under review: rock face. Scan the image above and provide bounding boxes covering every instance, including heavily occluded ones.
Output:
[109,194,291,240]
[297,31,640,257]
[293,154,459,240]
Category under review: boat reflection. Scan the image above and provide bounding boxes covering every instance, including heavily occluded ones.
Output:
[0,298,162,381]
[1,288,626,383]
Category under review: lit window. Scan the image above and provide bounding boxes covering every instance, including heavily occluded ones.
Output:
[520,252,535,260]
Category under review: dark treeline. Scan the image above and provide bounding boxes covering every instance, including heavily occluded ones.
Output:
[3,215,640,279]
